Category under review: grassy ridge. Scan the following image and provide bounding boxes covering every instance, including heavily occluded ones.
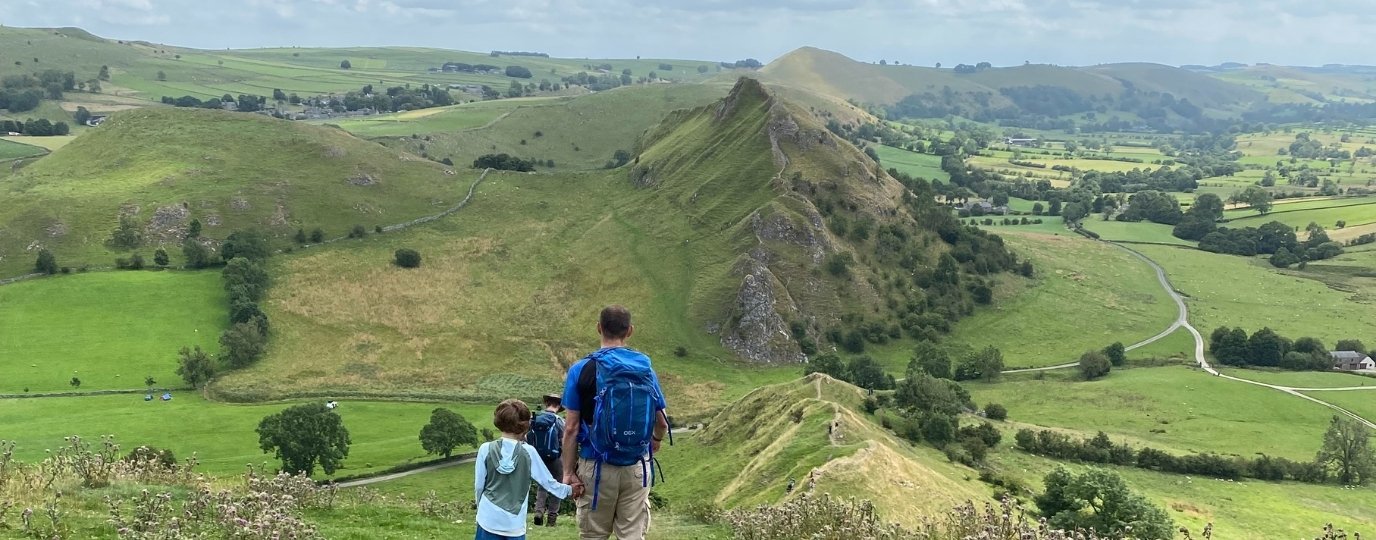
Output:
[0,271,225,393]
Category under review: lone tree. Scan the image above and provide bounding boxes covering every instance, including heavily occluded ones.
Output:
[340,59,352,69]
[257,403,351,475]
[1316,415,1374,485]
[182,239,211,269]
[1036,468,1174,539]
[35,249,58,275]
[153,248,170,267]
[419,408,479,458]
[70,377,81,389]
[394,248,422,268]
[176,345,216,388]
[1078,350,1111,380]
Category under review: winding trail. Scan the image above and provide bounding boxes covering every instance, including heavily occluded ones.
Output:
[332,453,477,488]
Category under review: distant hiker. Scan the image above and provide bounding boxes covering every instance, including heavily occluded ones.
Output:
[786,478,795,494]
[562,305,671,540]
[475,399,572,539]
[527,393,567,527]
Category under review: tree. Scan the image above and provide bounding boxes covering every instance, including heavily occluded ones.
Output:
[1102,342,1126,367]
[394,248,422,268]
[293,228,307,244]
[153,248,169,267]
[804,353,847,380]
[74,105,91,125]
[1036,468,1174,540]
[98,65,110,81]
[156,71,166,81]
[108,215,144,250]
[955,346,1003,381]
[419,408,479,458]
[187,218,202,238]
[176,345,216,388]
[220,320,267,368]
[1248,327,1288,367]
[1032,202,1044,215]
[507,80,524,98]
[1269,247,1300,268]
[222,257,270,302]
[256,403,351,476]
[1213,327,1251,365]
[985,403,1008,421]
[34,249,58,275]
[1316,415,1374,485]
[309,228,325,243]
[920,413,956,447]
[1335,340,1368,355]
[221,230,270,261]
[181,239,211,269]
[1078,350,1111,380]
[340,59,352,69]
[70,377,81,389]
[504,65,533,78]
[1239,185,1273,215]
[910,340,951,379]
[349,224,367,239]
[847,356,890,390]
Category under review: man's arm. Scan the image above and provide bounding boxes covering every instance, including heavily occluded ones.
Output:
[651,410,669,453]
[561,410,583,496]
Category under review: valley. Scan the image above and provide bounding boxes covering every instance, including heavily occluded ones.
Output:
[2,21,1376,540]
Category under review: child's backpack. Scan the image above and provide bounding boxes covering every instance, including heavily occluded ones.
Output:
[577,348,672,509]
[526,411,563,461]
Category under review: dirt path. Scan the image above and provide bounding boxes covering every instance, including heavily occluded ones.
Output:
[333,454,477,488]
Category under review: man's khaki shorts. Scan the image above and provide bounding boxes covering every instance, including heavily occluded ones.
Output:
[575,458,652,540]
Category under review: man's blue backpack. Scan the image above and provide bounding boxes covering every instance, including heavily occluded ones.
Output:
[526,411,564,461]
[576,348,672,509]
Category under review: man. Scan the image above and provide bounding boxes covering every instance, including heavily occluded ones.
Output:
[528,393,567,527]
[562,305,670,540]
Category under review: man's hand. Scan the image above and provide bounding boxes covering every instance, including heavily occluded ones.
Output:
[564,473,585,499]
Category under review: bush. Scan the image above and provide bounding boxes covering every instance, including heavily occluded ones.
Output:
[309,228,325,243]
[984,403,1007,421]
[34,249,58,275]
[394,248,422,268]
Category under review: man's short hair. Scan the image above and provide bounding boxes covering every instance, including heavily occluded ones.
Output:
[494,399,532,434]
[542,393,562,409]
[599,305,632,339]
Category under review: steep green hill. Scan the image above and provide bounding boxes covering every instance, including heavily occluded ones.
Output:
[0,107,473,277]
[213,78,1022,410]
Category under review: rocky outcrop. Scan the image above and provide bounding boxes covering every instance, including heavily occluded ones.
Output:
[720,255,804,364]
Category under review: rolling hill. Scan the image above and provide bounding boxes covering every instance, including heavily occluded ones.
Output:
[0,107,474,277]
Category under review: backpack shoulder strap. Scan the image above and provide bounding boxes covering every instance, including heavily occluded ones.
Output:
[576,353,603,423]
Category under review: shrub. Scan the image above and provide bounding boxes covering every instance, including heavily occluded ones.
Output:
[984,403,1008,421]
[35,249,58,275]
[394,248,422,268]
[309,228,325,243]
[348,225,367,239]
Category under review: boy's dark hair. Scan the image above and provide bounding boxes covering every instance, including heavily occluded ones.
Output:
[599,305,632,339]
[494,399,532,434]
[542,393,562,409]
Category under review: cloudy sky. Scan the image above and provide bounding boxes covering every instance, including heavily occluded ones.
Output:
[0,0,1367,66]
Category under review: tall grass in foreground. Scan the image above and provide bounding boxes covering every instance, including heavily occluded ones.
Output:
[725,493,1363,540]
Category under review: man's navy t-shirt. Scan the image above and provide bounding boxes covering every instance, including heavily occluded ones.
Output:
[561,346,667,460]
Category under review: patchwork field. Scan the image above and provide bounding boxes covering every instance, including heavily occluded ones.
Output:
[1080,219,1196,246]
[872,144,949,181]
[0,271,226,393]
[1227,198,1376,231]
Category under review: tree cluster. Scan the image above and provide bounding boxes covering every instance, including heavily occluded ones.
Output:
[803,353,896,390]
[1194,219,1342,264]
[0,118,70,136]
[1208,326,1351,370]
[1017,428,1326,484]
[1,70,78,113]
[472,153,536,172]
[257,403,351,476]
[1036,468,1175,540]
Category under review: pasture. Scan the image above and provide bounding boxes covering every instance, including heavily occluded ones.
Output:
[1080,219,1195,246]
[0,271,225,393]
[0,392,494,478]
[872,144,949,181]
[939,232,1178,368]
[965,215,1070,235]
[968,365,1337,459]
[1226,198,1376,231]
[1219,368,1376,388]
[1131,244,1376,347]
[322,99,528,138]
[1299,390,1376,426]
[0,138,48,160]
[0,135,76,151]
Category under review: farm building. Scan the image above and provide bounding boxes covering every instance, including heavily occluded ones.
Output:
[1331,351,1375,371]
[1004,137,1037,146]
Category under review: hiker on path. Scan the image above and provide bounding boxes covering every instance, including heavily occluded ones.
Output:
[527,393,567,527]
[475,399,572,539]
[562,305,671,540]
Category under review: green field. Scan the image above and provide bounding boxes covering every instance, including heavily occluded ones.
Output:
[1299,390,1376,426]
[0,107,476,278]
[0,392,494,477]
[0,134,75,151]
[1227,199,1376,231]
[966,215,1071,235]
[969,366,1338,459]
[375,83,728,170]
[1133,244,1376,344]
[0,271,226,393]
[0,138,48,160]
[1080,219,1196,246]
[1221,368,1376,388]
[940,232,1178,368]
[872,144,949,181]
[322,99,527,137]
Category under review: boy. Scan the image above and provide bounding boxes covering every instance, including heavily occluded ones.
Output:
[475,399,573,539]
[527,393,567,526]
